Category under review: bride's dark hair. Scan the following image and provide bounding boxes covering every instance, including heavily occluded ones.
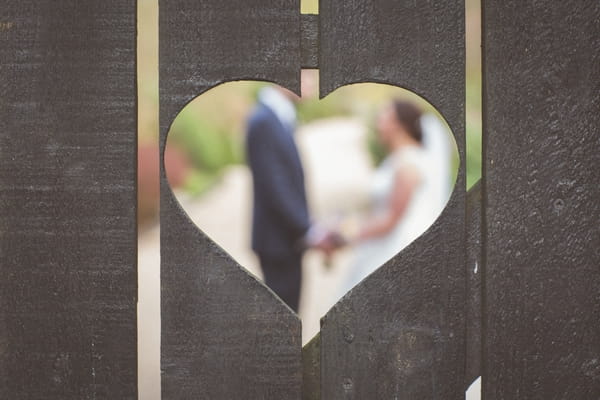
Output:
[392,100,423,143]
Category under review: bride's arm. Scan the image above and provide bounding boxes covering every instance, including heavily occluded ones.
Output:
[354,167,420,242]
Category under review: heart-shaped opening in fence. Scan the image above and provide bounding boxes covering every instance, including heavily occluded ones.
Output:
[165,73,458,338]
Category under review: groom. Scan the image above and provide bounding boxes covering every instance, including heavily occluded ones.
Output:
[245,80,331,312]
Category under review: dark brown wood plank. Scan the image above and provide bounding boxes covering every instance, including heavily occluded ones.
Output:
[483,1,600,398]
[301,14,319,69]
[302,333,321,400]
[466,182,482,390]
[0,2,137,399]
[319,1,466,398]
[159,1,302,398]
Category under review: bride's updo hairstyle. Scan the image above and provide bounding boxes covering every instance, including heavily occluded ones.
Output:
[393,100,423,144]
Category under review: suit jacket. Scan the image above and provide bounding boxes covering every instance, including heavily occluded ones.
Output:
[246,103,310,258]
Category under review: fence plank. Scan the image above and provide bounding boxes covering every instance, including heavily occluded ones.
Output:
[466,182,482,389]
[483,1,600,398]
[301,14,319,69]
[318,1,466,398]
[0,2,137,399]
[302,333,321,400]
[159,1,302,398]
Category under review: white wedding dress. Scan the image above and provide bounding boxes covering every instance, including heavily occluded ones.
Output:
[340,144,444,295]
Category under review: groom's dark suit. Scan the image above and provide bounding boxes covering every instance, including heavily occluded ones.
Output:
[246,101,310,312]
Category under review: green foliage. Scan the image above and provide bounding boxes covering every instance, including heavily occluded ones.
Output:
[169,106,242,175]
[466,123,482,189]
[296,96,351,124]
[465,64,482,189]
[182,169,219,196]
[168,78,482,196]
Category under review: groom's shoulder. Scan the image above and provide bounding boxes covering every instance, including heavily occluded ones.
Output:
[248,104,276,131]
[249,103,271,120]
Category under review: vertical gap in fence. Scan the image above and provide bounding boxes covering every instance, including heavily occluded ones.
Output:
[464,0,483,399]
[301,0,318,14]
[137,0,161,399]
[465,0,483,191]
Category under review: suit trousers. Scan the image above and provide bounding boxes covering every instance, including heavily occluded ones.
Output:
[258,252,302,313]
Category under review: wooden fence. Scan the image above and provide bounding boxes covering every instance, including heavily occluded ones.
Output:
[1,1,598,399]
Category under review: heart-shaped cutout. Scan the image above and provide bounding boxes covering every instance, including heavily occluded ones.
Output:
[165,76,458,340]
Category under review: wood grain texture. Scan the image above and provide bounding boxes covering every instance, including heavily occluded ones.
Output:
[483,1,600,398]
[466,182,482,390]
[0,1,137,399]
[302,333,321,400]
[301,14,319,69]
[318,1,466,398]
[159,1,302,398]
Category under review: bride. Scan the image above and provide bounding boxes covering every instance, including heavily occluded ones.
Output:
[338,99,446,294]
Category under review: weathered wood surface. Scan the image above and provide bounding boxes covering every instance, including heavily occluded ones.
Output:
[466,182,482,390]
[483,1,600,398]
[0,2,137,399]
[302,333,321,400]
[160,1,302,398]
[318,1,466,398]
[301,14,319,69]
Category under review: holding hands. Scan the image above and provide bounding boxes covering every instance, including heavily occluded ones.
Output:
[305,220,352,269]
[313,229,347,256]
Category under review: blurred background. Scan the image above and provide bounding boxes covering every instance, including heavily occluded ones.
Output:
[137,0,482,399]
